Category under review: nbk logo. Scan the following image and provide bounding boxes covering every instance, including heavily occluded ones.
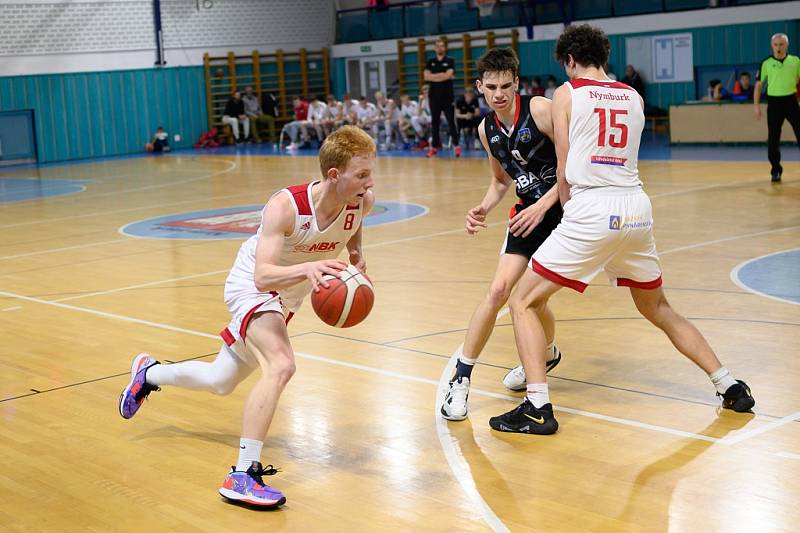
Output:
[609,215,621,230]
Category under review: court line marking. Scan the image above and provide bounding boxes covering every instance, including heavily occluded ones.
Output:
[720,411,800,446]
[2,306,22,312]
[0,175,480,231]
[435,346,510,532]
[659,226,800,256]
[729,247,800,307]
[0,238,130,261]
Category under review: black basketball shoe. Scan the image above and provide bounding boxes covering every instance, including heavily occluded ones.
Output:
[718,380,755,413]
[489,399,558,435]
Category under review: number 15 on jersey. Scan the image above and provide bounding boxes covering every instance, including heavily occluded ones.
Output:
[594,108,628,148]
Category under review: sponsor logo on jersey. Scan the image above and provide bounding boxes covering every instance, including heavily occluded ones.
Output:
[300,221,311,230]
[490,135,500,144]
[591,155,627,166]
[293,241,340,253]
[609,215,621,230]
[517,128,531,143]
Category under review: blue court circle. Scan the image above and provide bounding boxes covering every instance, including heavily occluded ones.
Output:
[731,249,800,305]
[120,201,428,240]
[0,178,87,204]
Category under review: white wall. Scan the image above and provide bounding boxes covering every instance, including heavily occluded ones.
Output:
[0,0,336,76]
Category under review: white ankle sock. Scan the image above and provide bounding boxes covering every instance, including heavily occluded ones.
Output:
[709,367,737,394]
[526,383,550,408]
[458,355,477,366]
[236,438,263,472]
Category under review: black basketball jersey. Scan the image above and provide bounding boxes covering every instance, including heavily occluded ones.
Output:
[484,94,557,207]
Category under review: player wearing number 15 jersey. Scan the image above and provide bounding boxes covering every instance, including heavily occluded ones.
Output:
[440,47,564,422]
[490,24,755,435]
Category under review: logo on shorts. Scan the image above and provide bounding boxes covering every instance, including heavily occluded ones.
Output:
[517,128,531,143]
[609,215,621,230]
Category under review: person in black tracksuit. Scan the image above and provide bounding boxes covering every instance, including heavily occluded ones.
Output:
[424,37,461,157]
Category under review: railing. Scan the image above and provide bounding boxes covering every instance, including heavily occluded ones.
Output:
[336,0,782,44]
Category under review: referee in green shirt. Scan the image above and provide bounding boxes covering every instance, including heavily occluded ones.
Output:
[754,33,800,183]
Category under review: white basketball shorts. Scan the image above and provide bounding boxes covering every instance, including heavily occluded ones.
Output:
[531,186,662,292]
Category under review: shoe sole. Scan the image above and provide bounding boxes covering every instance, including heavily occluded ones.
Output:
[503,351,563,392]
[440,404,467,421]
[489,419,558,435]
[219,488,286,507]
[118,353,152,419]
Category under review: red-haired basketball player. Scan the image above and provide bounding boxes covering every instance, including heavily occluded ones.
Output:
[440,47,564,422]
[490,25,755,435]
[119,126,376,506]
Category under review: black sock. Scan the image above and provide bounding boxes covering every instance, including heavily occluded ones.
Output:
[454,357,476,380]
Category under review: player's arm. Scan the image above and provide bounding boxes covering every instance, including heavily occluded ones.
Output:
[551,84,572,207]
[753,82,763,119]
[253,193,347,293]
[345,190,374,272]
[506,97,560,237]
[466,119,513,235]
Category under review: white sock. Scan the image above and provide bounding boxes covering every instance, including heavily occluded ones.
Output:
[526,383,550,408]
[458,355,477,366]
[145,344,253,395]
[546,342,556,362]
[709,366,737,394]
[236,438,263,472]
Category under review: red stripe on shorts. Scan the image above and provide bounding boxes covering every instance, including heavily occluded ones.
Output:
[617,276,663,290]
[531,259,588,293]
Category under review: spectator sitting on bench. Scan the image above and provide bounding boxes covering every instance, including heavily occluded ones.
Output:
[732,72,755,102]
[222,91,250,144]
[284,96,311,151]
[242,86,271,143]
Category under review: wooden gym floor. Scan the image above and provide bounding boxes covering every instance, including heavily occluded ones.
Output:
[0,150,798,531]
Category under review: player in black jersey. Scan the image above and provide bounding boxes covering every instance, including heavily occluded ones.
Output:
[441,47,564,422]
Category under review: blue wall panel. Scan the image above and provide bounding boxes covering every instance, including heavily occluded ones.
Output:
[514,19,799,109]
[0,66,207,163]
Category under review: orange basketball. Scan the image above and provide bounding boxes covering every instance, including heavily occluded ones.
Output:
[311,264,374,328]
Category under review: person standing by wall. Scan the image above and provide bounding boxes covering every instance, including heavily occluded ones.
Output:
[424,36,461,158]
[753,33,800,183]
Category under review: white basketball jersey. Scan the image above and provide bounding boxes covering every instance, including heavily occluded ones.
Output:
[564,78,644,191]
[226,181,364,311]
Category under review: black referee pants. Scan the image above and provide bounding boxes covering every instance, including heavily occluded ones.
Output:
[767,95,800,174]
[429,96,459,149]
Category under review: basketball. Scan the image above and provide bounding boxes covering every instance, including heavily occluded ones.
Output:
[311,264,374,328]
[145,143,154,152]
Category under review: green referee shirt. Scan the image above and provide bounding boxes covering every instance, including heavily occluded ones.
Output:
[758,54,800,97]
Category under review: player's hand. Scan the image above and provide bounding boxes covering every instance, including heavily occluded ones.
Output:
[349,250,366,273]
[306,259,348,292]
[753,106,762,120]
[466,205,488,234]
[509,203,546,238]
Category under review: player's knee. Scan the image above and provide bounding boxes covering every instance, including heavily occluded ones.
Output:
[486,281,512,309]
[636,292,671,325]
[272,355,296,384]
[209,377,238,396]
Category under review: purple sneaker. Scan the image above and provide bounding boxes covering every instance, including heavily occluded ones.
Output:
[219,462,286,507]
[118,353,160,419]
